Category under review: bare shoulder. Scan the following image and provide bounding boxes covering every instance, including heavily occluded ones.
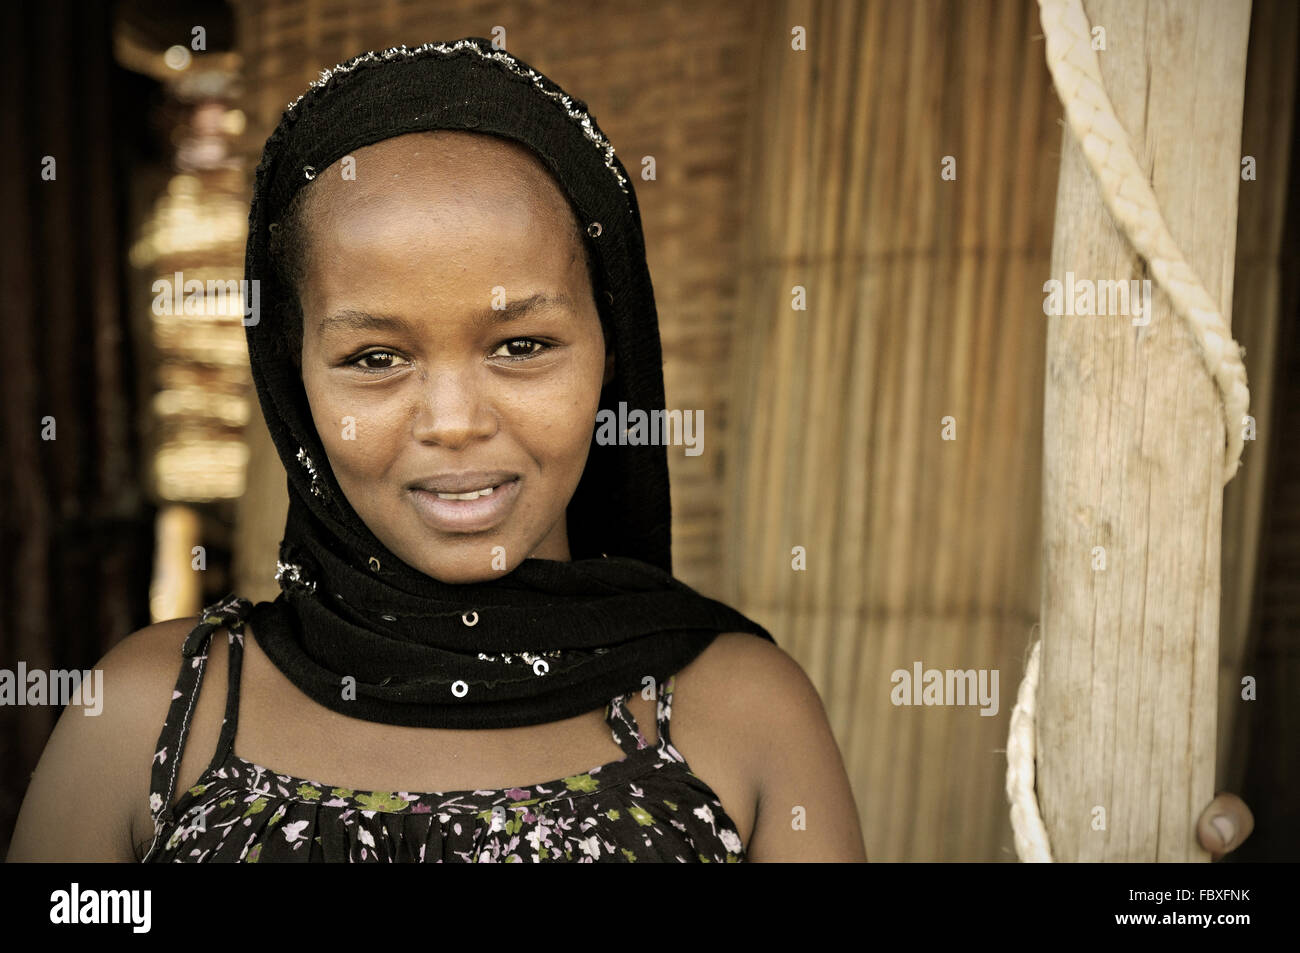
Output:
[676,632,867,861]
[105,615,205,689]
[115,615,234,856]
[95,616,212,764]
[675,633,827,732]
[702,633,819,696]
[5,615,206,862]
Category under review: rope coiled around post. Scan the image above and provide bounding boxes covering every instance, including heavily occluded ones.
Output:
[1007,0,1252,862]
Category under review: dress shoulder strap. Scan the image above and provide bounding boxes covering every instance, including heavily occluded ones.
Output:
[654,674,681,755]
[604,674,681,760]
[142,594,252,861]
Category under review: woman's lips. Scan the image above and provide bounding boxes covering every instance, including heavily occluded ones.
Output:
[407,476,522,533]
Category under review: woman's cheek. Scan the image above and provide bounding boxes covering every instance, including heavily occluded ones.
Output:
[530,395,592,463]
[314,400,390,480]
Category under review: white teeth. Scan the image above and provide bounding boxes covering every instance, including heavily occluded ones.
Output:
[434,486,495,501]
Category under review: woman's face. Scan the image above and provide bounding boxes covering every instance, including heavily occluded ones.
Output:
[296,131,612,584]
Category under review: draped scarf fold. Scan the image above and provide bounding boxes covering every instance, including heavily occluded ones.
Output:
[240,37,773,729]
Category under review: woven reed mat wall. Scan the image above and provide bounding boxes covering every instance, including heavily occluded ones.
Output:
[720,0,1061,861]
[230,0,764,602]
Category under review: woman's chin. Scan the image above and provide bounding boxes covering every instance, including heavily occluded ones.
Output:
[397,544,525,585]
[386,525,567,583]
[412,559,508,585]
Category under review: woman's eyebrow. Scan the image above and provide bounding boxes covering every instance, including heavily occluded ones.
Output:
[319,294,574,335]
[318,310,413,335]
[482,292,574,322]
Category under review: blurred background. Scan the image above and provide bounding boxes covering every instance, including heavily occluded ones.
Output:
[1,0,1296,861]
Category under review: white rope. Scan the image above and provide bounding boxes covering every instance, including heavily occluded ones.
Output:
[1037,0,1250,485]
[1008,0,1253,861]
[1006,639,1052,861]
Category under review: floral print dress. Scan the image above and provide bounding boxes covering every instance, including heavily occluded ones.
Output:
[140,597,748,863]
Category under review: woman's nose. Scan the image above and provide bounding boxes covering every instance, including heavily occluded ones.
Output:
[410,368,497,449]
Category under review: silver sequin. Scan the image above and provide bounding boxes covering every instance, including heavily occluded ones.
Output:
[295,447,325,498]
[285,40,630,196]
[274,560,317,594]
[475,648,562,666]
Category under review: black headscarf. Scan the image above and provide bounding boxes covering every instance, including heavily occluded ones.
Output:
[237,38,774,729]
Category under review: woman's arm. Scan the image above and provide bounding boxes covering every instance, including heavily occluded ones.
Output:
[5,620,190,862]
[715,637,868,862]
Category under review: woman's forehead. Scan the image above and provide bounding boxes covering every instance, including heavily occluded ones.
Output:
[290,137,591,320]
[314,131,567,207]
[297,133,578,251]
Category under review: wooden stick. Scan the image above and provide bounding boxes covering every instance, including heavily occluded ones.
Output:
[1037,0,1252,861]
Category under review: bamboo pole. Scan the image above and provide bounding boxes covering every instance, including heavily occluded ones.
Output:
[233,409,286,604]
[149,504,203,622]
[1037,0,1252,862]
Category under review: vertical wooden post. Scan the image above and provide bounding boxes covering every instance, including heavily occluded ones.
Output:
[1037,0,1252,861]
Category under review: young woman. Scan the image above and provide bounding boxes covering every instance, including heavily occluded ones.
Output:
[8,39,1251,864]
[8,38,868,863]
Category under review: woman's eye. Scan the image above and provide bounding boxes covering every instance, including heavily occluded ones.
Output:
[351,350,403,370]
[493,338,548,359]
